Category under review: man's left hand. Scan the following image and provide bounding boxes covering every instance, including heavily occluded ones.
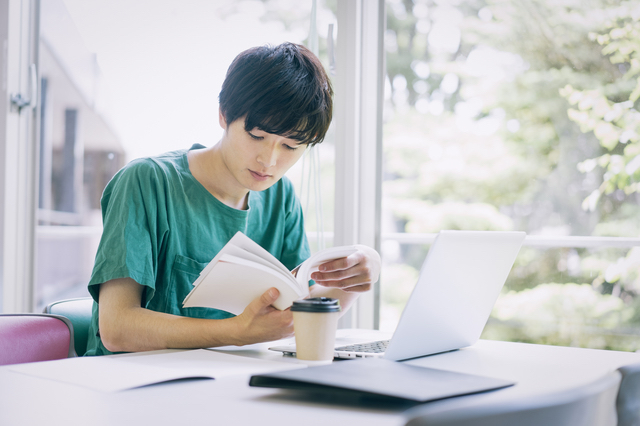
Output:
[310,245,381,293]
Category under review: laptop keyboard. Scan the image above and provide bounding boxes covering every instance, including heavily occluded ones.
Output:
[335,340,390,353]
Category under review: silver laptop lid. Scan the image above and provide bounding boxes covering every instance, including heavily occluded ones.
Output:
[384,230,525,361]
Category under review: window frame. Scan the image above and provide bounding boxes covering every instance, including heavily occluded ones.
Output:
[335,1,640,330]
[0,0,40,313]
[333,0,385,329]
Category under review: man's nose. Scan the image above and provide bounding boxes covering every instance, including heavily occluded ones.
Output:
[257,144,277,168]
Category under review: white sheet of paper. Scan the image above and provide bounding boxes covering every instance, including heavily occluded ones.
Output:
[8,349,305,392]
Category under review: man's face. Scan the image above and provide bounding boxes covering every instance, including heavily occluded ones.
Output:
[219,112,307,192]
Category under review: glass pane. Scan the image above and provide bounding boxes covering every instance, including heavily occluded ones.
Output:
[485,245,640,351]
[381,0,640,350]
[36,0,336,309]
[382,240,640,351]
[36,0,124,309]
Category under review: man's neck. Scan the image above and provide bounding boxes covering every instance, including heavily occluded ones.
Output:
[187,144,249,210]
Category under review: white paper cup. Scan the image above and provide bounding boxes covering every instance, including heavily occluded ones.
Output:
[291,298,341,362]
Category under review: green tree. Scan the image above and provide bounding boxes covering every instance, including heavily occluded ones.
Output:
[382,0,640,348]
[561,2,640,212]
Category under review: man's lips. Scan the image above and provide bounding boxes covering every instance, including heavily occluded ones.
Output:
[249,170,272,181]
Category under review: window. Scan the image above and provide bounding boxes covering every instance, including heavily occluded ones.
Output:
[380,0,640,350]
[36,0,125,309]
[31,0,340,310]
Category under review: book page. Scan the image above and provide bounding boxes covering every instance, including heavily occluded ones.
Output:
[183,259,306,314]
[183,232,291,307]
[182,232,359,313]
[186,232,252,291]
[226,232,291,276]
[218,254,300,290]
[223,245,293,278]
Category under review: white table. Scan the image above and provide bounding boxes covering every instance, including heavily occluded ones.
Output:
[1,329,639,426]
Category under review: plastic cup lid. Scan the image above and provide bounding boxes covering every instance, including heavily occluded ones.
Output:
[291,297,341,313]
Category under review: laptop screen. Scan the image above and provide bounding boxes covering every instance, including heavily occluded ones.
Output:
[384,230,525,361]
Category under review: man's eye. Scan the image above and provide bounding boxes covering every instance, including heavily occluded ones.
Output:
[248,132,263,140]
[284,144,298,151]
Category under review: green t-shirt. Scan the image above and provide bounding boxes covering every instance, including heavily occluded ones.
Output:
[85,144,310,356]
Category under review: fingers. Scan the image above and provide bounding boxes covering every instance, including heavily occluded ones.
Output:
[260,287,280,306]
[236,288,294,344]
[312,251,372,281]
[316,253,361,274]
[312,267,361,282]
[245,288,280,314]
[312,261,375,292]
[313,275,373,292]
[316,246,381,275]
[311,246,381,293]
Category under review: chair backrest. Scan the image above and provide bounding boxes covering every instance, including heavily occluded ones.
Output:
[0,314,76,366]
[43,297,93,357]
[616,362,640,426]
[403,370,621,426]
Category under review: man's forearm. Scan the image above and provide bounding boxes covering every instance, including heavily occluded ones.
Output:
[98,277,246,352]
[98,277,295,353]
[99,306,244,352]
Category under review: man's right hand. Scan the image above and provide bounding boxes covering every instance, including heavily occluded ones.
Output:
[233,288,294,345]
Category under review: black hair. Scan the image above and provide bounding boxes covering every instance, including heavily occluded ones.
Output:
[218,42,333,146]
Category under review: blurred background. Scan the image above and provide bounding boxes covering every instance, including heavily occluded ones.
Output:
[37,0,640,351]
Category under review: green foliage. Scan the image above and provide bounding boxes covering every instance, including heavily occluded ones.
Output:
[381,0,640,349]
[382,0,638,237]
[392,199,513,232]
[560,2,640,209]
[383,111,542,208]
[493,283,631,326]
[483,283,639,350]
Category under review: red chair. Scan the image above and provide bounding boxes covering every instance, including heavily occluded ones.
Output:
[0,314,76,366]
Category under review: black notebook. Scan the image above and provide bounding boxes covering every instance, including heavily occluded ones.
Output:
[249,358,514,403]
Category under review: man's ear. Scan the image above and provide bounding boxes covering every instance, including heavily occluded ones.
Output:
[218,108,227,129]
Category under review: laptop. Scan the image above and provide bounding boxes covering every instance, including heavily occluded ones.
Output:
[269,230,526,361]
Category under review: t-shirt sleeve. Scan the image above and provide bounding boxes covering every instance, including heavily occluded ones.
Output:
[279,177,311,275]
[88,159,168,305]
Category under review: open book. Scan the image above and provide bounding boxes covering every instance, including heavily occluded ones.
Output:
[182,232,358,315]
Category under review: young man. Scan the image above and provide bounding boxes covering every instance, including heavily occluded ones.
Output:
[85,43,381,355]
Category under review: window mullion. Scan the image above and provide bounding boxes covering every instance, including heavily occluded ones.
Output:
[0,0,39,313]
[334,0,385,329]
